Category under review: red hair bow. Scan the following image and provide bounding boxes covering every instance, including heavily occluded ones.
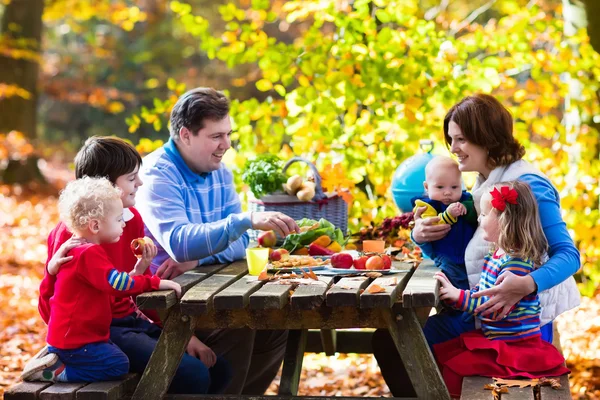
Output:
[490,186,518,211]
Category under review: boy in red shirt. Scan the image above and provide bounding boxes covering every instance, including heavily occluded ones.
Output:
[23,177,181,382]
[26,137,231,393]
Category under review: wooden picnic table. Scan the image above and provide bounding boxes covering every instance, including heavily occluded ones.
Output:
[130,259,451,400]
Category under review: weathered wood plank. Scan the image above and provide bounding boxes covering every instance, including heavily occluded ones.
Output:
[507,385,535,399]
[383,308,451,400]
[290,276,333,310]
[360,271,411,309]
[402,260,440,308]
[180,261,249,315]
[75,374,139,400]
[39,383,87,400]
[213,275,265,310]
[4,382,53,400]
[306,329,373,354]
[319,329,337,356]
[249,282,297,310]
[190,305,391,329]
[131,307,195,400]
[539,375,571,400]
[460,376,494,400]
[278,329,307,396]
[136,264,228,310]
[326,277,370,307]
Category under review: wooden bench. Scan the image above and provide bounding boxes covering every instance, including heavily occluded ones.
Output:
[461,375,571,399]
[4,373,139,400]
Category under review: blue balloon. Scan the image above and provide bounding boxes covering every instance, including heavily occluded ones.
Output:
[391,141,435,213]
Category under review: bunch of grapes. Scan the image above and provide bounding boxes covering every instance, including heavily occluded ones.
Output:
[353,212,415,244]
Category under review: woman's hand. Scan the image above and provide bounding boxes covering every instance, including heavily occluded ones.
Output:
[186,336,217,368]
[47,236,87,275]
[156,258,198,280]
[434,272,461,303]
[411,206,451,243]
[471,271,537,319]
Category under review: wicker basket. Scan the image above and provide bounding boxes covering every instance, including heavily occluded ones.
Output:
[247,157,349,240]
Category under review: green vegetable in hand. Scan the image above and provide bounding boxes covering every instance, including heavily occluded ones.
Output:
[242,154,287,198]
[281,218,346,253]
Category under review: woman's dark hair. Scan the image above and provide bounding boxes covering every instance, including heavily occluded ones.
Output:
[443,94,525,168]
[74,136,142,184]
[170,87,230,140]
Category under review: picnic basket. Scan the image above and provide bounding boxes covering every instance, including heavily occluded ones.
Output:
[247,157,348,240]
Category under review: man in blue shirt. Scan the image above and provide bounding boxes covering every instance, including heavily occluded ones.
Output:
[136,87,298,394]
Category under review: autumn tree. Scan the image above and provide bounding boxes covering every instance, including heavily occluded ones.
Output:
[129,0,600,294]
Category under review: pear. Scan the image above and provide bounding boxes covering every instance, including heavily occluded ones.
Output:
[286,175,304,195]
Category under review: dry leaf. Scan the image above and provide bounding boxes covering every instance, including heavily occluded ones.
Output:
[258,270,269,281]
[483,384,496,390]
[539,377,562,389]
[494,378,538,388]
[365,272,382,279]
[367,284,386,294]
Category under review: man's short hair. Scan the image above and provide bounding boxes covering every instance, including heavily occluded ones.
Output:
[170,87,230,140]
[75,136,142,184]
[58,176,122,233]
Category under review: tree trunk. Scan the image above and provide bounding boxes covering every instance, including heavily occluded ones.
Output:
[0,0,44,138]
[582,0,600,53]
[0,0,45,184]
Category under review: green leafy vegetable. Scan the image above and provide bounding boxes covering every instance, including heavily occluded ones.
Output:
[242,154,287,198]
[282,218,346,253]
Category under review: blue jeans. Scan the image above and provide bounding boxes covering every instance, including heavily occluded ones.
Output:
[109,314,231,394]
[48,341,129,382]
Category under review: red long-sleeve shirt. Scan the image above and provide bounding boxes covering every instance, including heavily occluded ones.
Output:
[47,243,160,349]
[39,207,159,324]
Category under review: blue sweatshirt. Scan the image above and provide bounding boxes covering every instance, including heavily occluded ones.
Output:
[136,139,251,272]
[414,174,580,293]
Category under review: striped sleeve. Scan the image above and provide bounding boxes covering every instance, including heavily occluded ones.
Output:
[456,287,487,313]
[107,269,135,291]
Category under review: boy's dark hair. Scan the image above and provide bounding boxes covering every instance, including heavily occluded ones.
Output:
[443,94,525,168]
[170,87,230,140]
[74,136,142,184]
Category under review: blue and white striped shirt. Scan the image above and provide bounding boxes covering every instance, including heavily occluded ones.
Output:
[137,139,251,273]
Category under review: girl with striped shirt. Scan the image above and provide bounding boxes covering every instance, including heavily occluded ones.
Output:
[434,181,570,397]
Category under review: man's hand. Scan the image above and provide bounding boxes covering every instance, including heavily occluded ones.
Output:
[412,206,451,243]
[130,241,158,276]
[447,202,466,218]
[472,271,536,320]
[186,336,217,368]
[47,236,87,275]
[156,258,198,280]
[251,211,300,238]
[434,271,461,303]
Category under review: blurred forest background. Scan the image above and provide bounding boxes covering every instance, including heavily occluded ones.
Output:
[1,0,600,398]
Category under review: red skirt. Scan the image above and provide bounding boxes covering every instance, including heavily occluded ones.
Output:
[433,330,570,398]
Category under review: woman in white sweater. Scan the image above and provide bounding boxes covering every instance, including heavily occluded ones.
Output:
[373,94,580,397]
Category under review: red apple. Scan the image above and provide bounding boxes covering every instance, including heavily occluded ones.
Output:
[381,254,392,270]
[270,249,290,262]
[258,230,277,248]
[353,255,368,270]
[331,253,353,269]
[366,255,384,270]
[130,236,153,257]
